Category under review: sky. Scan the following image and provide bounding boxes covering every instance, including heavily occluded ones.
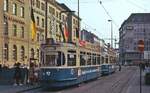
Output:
[57,0,150,46]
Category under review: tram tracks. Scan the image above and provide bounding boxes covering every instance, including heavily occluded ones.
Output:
[58,67,135,93]
[72,67,136,93]
[108,67,137,93]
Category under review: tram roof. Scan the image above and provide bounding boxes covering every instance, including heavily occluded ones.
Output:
[41,42,101,52]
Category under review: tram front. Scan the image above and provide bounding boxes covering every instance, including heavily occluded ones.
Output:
[39,44,78,87]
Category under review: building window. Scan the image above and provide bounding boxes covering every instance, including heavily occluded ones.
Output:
[41,2,45,10]
[31,48,34,58]
[49,21,52,34]
[20,7,24,18]
[41,34,44,41]
[13,3,17,15]
[37,33,39,41]
[36,16,39,26]
[56,11,59,18]
[4,43,9,61]
[42,18,44,27]
[62,15,65,21]
[13,45,17,61]
[73,19,75,24]
[21,27,24,38]
[4,0,8,12]
[36,0,40,8]
[37,49,39,60]
[32,0,35,6]
[56,24,58,32]
[20,46,25,61]
[4,21,8,35]
[49,6,55,14]
[13,24,17,36]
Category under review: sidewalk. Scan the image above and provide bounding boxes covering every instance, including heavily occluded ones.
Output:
[0,84,40,93]
[124,68,150,93]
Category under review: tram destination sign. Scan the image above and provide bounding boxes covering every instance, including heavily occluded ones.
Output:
[44,47,56,50]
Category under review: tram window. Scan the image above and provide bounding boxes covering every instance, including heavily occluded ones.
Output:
[57,52,65,66]
[87,53,91,65]
[94,56,97,65]
[67,54,76,66]
[45,55,56,66]
[102,56,105,64]
[80,54,86,66]
[97,56,100,65]
[92,54,96,65]
[106,57,108,63]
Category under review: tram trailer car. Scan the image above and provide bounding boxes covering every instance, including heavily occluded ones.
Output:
[39,43,102,88]
[101,64,116,76]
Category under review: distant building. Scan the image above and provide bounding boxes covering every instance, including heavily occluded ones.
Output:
[119,13,150,65]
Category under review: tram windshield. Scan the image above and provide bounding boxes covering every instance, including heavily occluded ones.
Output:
[42,52,65,67]
[45,55,56,66]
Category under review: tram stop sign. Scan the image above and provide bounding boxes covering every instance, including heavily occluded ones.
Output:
[138,40,144,52]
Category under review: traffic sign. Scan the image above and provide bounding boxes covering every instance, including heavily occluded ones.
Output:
[138,40,144,52]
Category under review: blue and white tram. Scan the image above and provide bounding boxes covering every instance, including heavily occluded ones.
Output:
[101,64,116,75]
[39,42,102,87]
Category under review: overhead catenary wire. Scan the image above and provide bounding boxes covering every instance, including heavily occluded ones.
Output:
[99,0,119,28]
[82,21,96,31]
[125,0,148,12]
[99,0,119,47]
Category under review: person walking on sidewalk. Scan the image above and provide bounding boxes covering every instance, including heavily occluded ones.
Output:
[29,62,35,85]
[0,64,2,79]
[13,62,22,86]
[119,64,121,71]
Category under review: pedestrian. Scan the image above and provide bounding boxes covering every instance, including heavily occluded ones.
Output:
[13,62,22,86]
[0,64,2,72]
[119,64,121,71]
[0,64,2,79]
[139,63,144,71]
[23,64,28,85]
[29,62,35,85]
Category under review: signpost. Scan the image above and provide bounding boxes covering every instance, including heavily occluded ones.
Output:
[138,40,144,93]
[138,40,144,53]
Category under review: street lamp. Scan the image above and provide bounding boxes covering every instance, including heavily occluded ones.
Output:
[108,19,113,48]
